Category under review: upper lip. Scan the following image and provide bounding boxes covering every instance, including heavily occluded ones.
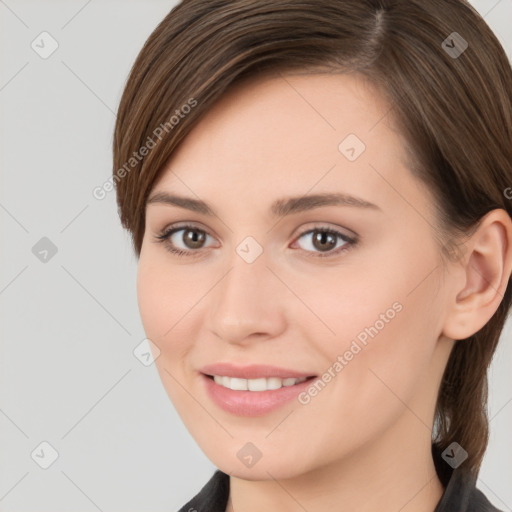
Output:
[200,362,316,380]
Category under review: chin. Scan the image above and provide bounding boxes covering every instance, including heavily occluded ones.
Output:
[213,452,314,481]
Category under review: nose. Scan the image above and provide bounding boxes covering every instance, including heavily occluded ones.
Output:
[208,251,286,345]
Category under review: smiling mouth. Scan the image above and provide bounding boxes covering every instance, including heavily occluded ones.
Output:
[204,374,317,392]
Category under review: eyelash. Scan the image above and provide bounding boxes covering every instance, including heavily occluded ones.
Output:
[153,223,358,259]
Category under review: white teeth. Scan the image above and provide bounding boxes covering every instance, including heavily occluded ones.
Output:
[248,378,266,391]
[229,377,248,391]
[212,375,308,391]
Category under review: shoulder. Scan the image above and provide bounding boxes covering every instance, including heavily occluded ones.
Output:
[435,468,504,512]
[177,469,230,512]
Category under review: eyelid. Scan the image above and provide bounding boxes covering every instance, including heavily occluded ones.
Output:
[291,221,357,242]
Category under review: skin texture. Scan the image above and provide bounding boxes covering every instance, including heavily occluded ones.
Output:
[136,72,512,512]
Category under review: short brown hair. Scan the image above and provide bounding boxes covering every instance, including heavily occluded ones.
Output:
[113,0,512,477]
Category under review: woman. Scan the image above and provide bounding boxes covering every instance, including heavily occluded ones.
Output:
[112,0,512,510]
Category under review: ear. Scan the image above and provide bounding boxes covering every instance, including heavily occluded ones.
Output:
[442,209,512,341]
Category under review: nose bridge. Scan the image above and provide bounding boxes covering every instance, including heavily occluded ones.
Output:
[208,245,282,342]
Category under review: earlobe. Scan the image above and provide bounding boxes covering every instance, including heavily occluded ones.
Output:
[442,209,512,341]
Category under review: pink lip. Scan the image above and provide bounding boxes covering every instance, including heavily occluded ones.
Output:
[199,362,315,380]
[201,373,316,417]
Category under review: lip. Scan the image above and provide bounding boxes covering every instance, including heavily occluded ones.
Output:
[199,362,316,380]
[201,373,317,417]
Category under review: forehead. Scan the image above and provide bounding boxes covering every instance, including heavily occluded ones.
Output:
[152,71,417,217]
[171,71,395,157]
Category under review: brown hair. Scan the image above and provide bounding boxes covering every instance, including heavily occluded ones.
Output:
[113,0,512,478]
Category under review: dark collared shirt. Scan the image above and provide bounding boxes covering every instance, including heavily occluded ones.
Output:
[178,446,503,512]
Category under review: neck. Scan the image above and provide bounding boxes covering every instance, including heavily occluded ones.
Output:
[226,425,444,512]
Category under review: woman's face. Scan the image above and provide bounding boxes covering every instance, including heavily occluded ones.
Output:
[137,72,455,479]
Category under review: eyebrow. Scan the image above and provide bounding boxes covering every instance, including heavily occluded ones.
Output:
[146,191,381,217]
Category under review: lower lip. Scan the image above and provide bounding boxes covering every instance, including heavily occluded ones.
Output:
[201,373,316,417]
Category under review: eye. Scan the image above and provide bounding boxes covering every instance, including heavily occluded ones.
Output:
[153,223,358,259]
[153,223,216,258]
[291,226,357,258]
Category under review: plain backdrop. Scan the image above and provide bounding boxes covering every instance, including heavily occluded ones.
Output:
[0,1,511,510]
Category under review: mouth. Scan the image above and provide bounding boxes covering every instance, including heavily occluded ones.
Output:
[203,373,317,392]
[200,372,318,416]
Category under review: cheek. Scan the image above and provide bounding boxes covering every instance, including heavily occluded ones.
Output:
[292,285,440,466]
[136,253,227,387]
[310,248,443,407]
[136,258,193,359]
[136,259,201,411]
[136,260,168,340]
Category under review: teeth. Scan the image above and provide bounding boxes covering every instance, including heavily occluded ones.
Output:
[212,375,308,391]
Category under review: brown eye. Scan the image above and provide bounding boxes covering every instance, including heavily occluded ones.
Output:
[155,224,357,259]
[154,224,215,257]
[182,228,206,249]
[311,230,338,252]
[293,226,356,258]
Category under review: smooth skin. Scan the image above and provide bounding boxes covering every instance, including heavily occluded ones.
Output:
[136,71,512,512]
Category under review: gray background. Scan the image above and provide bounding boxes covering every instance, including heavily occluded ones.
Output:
[0,1,511,510]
